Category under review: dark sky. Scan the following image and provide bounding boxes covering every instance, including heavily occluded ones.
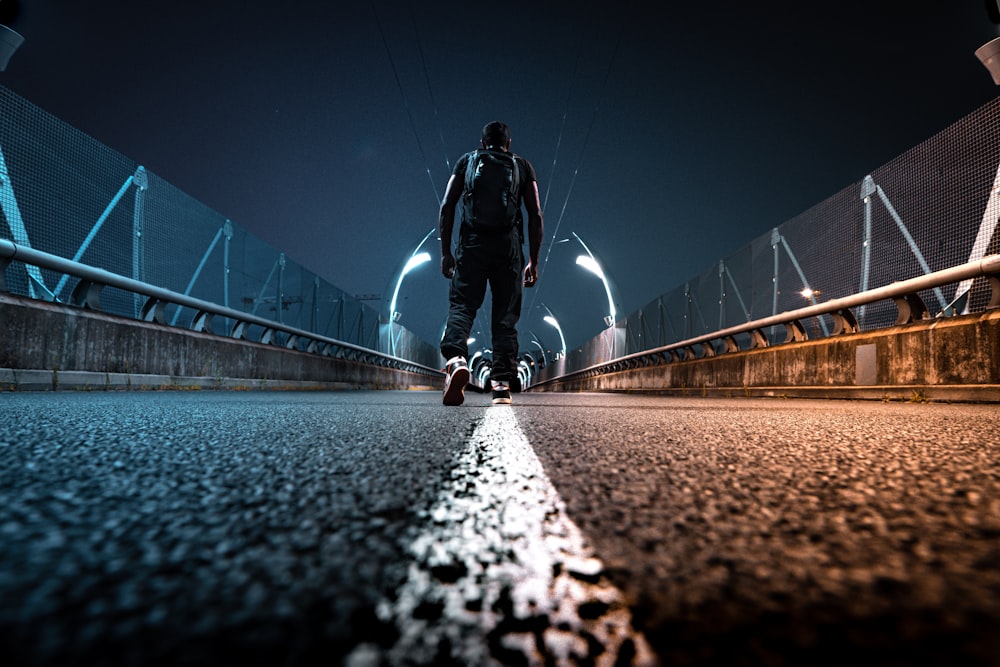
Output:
[2,1,998,351]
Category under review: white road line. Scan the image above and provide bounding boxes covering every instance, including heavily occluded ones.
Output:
[348,406,657,666]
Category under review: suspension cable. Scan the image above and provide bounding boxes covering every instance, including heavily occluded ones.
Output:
[372,2,441,206]
[409,5,452,174]
[541,51,579,215]
[529,28,623,317]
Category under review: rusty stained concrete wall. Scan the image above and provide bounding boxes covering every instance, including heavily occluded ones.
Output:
[0,293,441,392]
[532,309,1000,403]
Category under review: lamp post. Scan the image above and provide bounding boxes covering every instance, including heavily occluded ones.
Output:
[573,232,616,328]
[540,302,566,359]
[529,337,547,365]
[572,232,619,361]
[389,252,431,322]
[543,316,566,360]
[385,227,434,355]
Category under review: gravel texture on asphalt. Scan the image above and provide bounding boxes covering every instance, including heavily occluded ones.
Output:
[0,391,472,666]
[1,390,999,667]
[516,395,1000,667]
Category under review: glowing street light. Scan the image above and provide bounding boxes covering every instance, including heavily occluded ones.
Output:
[389,228,435,322]
[543,315,566,359]
[384,228,435,356]
[389,251,431,321]
[573,233,616,328]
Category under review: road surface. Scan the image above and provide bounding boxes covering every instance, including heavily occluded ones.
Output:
[1,390,998,666]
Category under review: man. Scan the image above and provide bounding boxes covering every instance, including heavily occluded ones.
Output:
[438,121,544,406]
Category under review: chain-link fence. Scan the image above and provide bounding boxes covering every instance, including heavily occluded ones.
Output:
[0,85,439,369]
[556,96,1000,373]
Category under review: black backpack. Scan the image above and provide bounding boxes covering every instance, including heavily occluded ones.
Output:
[461,149,521,232]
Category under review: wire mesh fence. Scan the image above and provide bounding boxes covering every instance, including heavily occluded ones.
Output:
[573,95,1000,372]
[619,100,1000,354]
[0,84,439,369]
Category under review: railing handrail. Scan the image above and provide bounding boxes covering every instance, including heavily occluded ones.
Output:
[0,238,443,377]
[532,253,1000,387]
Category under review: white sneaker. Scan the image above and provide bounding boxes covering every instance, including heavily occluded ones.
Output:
[442,356,470,406]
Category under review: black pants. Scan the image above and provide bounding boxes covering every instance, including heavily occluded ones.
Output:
[440,229,523,382]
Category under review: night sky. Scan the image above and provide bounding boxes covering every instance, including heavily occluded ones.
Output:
[2,1,998,351]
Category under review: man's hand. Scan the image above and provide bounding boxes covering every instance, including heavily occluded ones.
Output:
[523,261,538,288]
[441,254,456,279]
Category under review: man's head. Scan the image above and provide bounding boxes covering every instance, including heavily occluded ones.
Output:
[481,121,511,150]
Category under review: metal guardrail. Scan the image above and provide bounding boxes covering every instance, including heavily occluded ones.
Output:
[0,238,444,378]
[532,254,1000,387]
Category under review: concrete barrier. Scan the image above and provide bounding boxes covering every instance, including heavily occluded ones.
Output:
[0,293,441,392]
[530,308,1000,403]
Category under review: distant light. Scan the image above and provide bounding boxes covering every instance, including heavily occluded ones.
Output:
[467,337,476,345]
[543,315,566,358]
[801,288,820,299]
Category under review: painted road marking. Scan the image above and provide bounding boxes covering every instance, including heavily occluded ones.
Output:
[348,406,657,666]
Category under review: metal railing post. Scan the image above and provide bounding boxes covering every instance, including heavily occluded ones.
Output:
[718,260,726,330]
[277,253,286,326]
[131,166,148,317]
[859,176,875,324]
[223,220,233,310]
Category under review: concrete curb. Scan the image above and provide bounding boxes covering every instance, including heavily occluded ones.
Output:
[0,367,441,393]
[0,293,442,392]
[587,384,1000,404]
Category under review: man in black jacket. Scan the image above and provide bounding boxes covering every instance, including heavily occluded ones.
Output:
[438,121,544,406]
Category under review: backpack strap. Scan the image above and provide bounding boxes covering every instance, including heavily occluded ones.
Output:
[509,153,521,203]
[506,154,523,241]
[463,149,480,195]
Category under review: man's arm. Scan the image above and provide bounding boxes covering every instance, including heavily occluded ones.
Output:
[439,174,463,278]
[521,180,544,288]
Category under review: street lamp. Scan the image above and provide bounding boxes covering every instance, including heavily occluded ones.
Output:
[385,228,435,355]
[572,233,616,328]
[538,301,567,359]
[543,314,566,359]
[529,337,546,365]
[389,253,431,321]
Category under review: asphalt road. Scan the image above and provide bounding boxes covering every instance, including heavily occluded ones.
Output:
[1,390,998,666]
